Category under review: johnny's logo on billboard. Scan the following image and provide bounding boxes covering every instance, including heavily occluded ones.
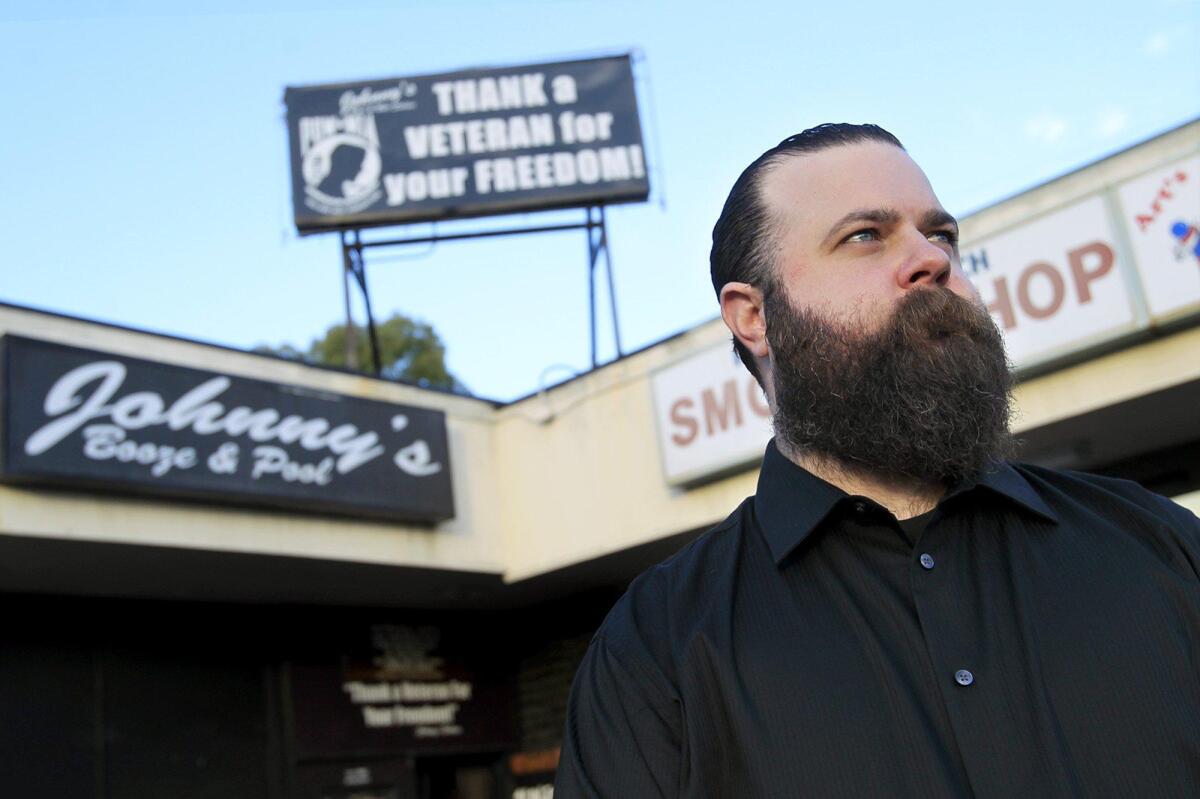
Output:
[339,81,418,116]
[299,114,383,215]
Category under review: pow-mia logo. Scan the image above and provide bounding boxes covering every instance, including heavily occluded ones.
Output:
[298,114,383,216]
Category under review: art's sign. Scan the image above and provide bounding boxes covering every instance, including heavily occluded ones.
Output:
[0,336,454,522]
[284,55,648,233]
[289,622,516,757]
[962,195,1138,368]
[1116,154,1200,321]
[650,343,772,485]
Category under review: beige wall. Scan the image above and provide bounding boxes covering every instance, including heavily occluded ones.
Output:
[493,320,759,582]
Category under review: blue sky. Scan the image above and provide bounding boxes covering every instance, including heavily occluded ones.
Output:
[2,0,1198,400]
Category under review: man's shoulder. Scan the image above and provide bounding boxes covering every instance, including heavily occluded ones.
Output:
[1008,462,1200,573]
[1011,461,1196,523]
[592,497,757,672]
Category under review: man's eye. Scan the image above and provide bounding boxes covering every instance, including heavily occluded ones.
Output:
[929,230,959,245]
[844,229,878,243]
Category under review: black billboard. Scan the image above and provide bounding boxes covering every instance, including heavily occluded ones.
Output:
[284,54,649,233]
[0,336,454,523]
[288,621,517,757]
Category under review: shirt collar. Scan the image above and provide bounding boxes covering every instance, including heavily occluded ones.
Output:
[959,460,1060,525]
[753,440,1060,566]
[753,440,849,565]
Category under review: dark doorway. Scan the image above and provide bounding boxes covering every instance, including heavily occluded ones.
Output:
[416,754,508,799]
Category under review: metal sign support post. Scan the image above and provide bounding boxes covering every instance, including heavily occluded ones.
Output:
[586,205,623,369]
[341,229,384,376]
[340,241,357,370]
[338,207,624,376]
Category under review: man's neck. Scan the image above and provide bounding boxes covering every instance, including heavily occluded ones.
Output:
[778,441,945,520]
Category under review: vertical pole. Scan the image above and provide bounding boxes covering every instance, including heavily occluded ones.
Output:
[586,207,599,368]
[599,205,623,358]
[340,230,358,370]
[351,230,384,376]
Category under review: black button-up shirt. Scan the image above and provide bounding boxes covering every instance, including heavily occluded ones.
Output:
[556,441,1200,797]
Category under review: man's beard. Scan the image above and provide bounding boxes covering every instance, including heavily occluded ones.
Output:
[766,286,1015,485]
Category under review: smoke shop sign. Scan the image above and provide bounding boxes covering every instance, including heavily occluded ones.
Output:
[961,195,1138,369]
[0,336,454,522]
[284,54,649,232]
[651,342,773,485]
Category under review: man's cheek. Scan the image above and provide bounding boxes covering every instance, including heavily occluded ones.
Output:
[953,274,985,306]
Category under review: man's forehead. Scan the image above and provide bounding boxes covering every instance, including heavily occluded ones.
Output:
[759,142,944,231]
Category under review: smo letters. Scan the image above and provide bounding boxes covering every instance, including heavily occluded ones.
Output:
[1,336,454,522]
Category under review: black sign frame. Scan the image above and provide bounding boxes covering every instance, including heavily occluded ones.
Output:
[284,54,649,234]
[0,335,455,523]
[287,620,517,759]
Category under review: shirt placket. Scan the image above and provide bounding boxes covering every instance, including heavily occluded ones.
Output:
[907,516,990,798]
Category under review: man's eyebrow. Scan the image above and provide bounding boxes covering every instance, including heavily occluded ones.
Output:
[822,208,961,247]
[822,208,900,246]
[922,208,959,233]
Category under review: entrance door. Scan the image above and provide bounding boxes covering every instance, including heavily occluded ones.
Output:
[416,754,508,799]
[293,759,417,799]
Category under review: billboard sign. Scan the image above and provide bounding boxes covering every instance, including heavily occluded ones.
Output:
[962,195,1138,368]
[1115,154,1200,322]
[0,336,454,522]
[651,343,772,485]
[284,55,649,233]
[289,622,516,757]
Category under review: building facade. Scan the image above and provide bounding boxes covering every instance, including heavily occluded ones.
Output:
[1,119,1197,798]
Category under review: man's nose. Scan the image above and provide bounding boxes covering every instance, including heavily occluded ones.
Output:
[896,233,951,290]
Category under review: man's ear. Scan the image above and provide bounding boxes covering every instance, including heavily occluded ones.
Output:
[720,282,770,360]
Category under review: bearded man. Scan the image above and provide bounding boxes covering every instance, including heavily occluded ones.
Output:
[555,124,1200,798]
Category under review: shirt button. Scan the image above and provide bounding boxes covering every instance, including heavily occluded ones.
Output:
[919,553,935,570]
[853,501,867,513]
[954,669,974,686]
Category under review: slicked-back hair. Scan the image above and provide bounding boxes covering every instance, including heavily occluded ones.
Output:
[710,123,906,384]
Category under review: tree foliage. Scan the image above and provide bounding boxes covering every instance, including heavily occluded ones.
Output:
[256,313,468,394]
